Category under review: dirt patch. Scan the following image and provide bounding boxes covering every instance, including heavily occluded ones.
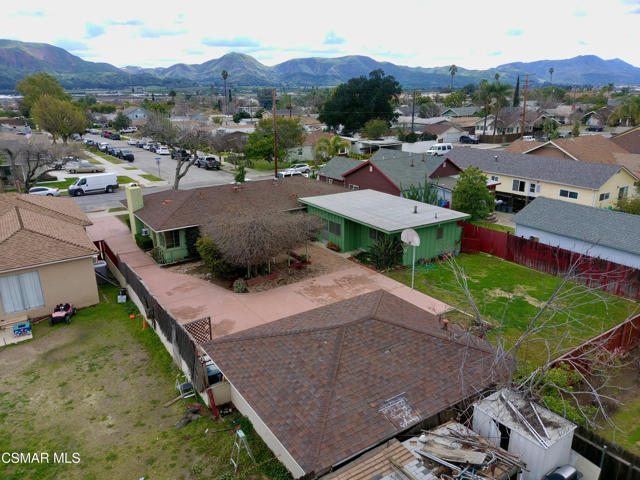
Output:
[485,287,547,309]
[169,243,354,293]
[297,273,375,305]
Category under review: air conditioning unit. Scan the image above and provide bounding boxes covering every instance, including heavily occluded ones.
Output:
[141,228,150,236]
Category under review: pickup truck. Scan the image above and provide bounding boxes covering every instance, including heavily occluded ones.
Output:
[195,156,221,170]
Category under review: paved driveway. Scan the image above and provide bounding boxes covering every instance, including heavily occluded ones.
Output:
[87,216,452,339]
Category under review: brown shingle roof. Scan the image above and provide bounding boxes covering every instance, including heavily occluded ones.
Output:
[422,123,459,135]
[127,177,344,231]
[0,194,96,272]
[0,193,91,226]
[521,135,630,165]
[611,126,640,154]
[303,130,332,146]
[203,290,504,476]
[504,139,544,153]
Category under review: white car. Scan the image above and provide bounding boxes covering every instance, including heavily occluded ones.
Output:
[127,138,138,145]
[286,163,311,174]
[156,146,170,155]
[28,186,61,196]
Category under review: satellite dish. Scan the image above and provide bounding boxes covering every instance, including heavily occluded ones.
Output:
[401,228,420,247]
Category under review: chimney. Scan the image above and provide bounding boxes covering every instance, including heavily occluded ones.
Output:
[413,205,418,214]
[125,183,144,238]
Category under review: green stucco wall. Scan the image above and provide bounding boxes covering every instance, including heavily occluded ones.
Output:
[306,205,463,265]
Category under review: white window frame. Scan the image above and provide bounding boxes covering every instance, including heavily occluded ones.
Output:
[349,184,359,191]
[490,175,499,182]
[599,192,610,201]
[512,179,526,192]
[559,189,579,200]
[0,271,45,314]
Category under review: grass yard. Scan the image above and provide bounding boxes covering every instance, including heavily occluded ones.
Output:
[123,166,138,170]
[116,176,135,184]
[247,159,293,171]
[86,149,123,164]
[0,284,289,480]
[139,173,164,182]
[35,177,78,189]
[388,253,638,365]
[469,220,514,234]
[108,207,127,213]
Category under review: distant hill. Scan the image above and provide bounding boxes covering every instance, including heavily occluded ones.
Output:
[2,39,640,91]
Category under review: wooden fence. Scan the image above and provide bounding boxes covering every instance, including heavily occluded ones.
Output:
[460,222,640,301]
[573,426,640,480]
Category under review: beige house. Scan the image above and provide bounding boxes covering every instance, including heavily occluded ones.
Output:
[448,148,638,211]
[0,194,99,345]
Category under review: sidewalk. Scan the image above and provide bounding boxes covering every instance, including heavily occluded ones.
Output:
[83,150,170,188]
[87,216,452,339]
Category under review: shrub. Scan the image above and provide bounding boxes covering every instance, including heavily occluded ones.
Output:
[368,236,404,271]
[184,227,200,258]
[326,241,341,252]
[195,235,242,280]
[233,278,248,293]
[134,233,153,251]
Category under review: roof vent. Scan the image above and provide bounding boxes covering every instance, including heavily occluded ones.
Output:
[411,158,414,167]
[413,205,418,214]
[435,212,438,218]
[494,155,498,162]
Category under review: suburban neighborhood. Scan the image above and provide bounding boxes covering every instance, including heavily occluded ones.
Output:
[1,4,640,480]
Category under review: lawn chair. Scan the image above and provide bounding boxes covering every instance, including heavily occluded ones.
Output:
[175,374,195,400]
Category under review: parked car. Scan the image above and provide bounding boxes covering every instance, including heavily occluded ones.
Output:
[127,138,138,145]
[83,138,95,146]
[145,143,155,152]
[111,133,121,140]
[586,125,603,132]
[426,143,453,155]
[522,135,536,141]
[120,127,137,133]
[70,133,82,141]
[65,161,106,174]
[107,146,119,156]
[136,140,146,148]
[89,128,100,134]
[28,186,61,196]
[171,148,189,160]
[286,163,311,174]
[118,149,135,162]
[98,142,109,152]
[195,156,221,169]
[277,171,308,178]
[156,145,170,155]
[102,131,112,138]
[68,173,119,196]
[459,135,479,144]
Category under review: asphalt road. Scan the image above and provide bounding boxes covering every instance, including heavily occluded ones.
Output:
[74,134,273,212]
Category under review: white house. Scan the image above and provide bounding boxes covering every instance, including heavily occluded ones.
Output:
[122,106,150,122]
[512,197,640,269]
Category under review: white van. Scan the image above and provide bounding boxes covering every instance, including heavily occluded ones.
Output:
[68,173,119,196]
[426,143,453,156]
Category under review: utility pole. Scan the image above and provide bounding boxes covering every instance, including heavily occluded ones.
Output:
[273,88,278,179]
[520,74,535,139]
[411,90,416,132]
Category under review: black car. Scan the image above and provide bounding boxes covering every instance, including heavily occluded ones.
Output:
[459,135,479,144]
[586,125,603,132]
[195,156,221,170]
[108,146,121,156]
[171,148,189,160]
[110,132,121,140]
[136,140,146,148]
[118,149,135,162]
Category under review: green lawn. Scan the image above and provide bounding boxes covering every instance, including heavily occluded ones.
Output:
[248,159,293,171]
[123,167,138,170]
[139,173,164,182]
[116,176,135,184]
[86,149,123,164]
[35,177,78,189]
[388,253,638,365]
[469,220,515,234]
[0,284,290,480]
[107,206,127,213]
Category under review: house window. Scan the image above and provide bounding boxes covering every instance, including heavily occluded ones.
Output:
[164,230,181,249]
[619,186,629,199]
[349,184,359,191]
[369,228,384,242]
[599,192,610,201]
[529,183,537,194]
[436,227,444,240]
[559,189,579,199]
[327,178,333,184]
[490,175,499,182]
[328,220,341,236]
[0,271,45,314]
[512,180,526,192]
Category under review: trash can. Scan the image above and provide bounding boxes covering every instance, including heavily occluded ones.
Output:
[117,288,127,304]
[94,260,108,284]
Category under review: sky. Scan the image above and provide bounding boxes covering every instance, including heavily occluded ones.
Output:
[4,0,640,70]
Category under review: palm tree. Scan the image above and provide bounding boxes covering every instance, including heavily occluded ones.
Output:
[221,70,228,114]
[494,73,500,81]
[472,80,493,136]
[449,65,458,90]
[315,136,350,161]
[549,67,554,84]
[491,82,512,136]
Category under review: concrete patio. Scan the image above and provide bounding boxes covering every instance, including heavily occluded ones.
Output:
[87,215,453,339]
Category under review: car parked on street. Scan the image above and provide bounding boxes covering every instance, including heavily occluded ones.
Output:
[285,163,311,174]
[118,149,135,162]
[65,160,106,174]
[107,146,119,156]
[156,146,170,155]
[171,148,189,160]
[459,135,479,144]
[98,142,110,152]
[127,138,138,145]
[586,125,603,132]
[195,156,221,169]
[28,186,61,196]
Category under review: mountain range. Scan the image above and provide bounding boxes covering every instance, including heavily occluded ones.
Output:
[2,39,640,91]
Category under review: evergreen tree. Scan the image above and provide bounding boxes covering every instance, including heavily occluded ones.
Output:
[452,166,494,220]
[513,77,520,107]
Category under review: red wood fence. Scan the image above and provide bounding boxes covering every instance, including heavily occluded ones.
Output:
[459,222,640,301]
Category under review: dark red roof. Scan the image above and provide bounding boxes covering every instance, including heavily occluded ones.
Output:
[203,290,505,476]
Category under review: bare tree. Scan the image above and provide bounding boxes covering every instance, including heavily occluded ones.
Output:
[0,136,81,191]
[202,212,324,276]
[439,253,639,430]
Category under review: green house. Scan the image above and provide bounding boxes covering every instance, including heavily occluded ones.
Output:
[299,189,470,265]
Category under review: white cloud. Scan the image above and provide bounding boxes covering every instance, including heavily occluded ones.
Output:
[2,0,639,69]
